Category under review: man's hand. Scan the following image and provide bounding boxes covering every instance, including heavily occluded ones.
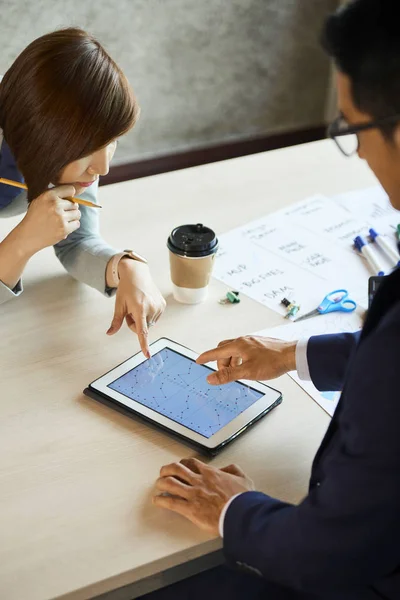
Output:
[153,458,254,537]
[196,336,297,385]
[107,259,166,357]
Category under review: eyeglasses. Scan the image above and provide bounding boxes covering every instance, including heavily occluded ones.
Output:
[327,113,400,157]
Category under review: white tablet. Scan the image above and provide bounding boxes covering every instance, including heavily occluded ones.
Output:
[85,337,282,454]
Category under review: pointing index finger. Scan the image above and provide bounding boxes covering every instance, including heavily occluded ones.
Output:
[137,314,150,359]
[196,342,240,365]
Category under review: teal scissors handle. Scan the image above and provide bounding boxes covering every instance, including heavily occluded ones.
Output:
[318,289,357,314]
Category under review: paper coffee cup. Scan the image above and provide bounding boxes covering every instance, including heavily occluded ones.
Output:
[167,224,219,304]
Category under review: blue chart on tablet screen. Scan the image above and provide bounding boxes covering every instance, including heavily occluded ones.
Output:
[108,348,263,438]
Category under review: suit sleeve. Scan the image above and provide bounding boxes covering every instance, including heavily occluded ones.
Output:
[223,317,400,594]
[306,331,361,391]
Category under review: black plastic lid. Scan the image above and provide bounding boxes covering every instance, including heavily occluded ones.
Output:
[167,224,219,257]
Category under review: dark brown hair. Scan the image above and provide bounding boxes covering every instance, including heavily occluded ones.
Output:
[0,28,139,200]
[322,0,400,138]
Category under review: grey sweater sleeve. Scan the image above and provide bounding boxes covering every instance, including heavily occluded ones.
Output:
[0,181,119,305]
[0,189,25,304]
[53,180,120,296]
[0,278,23,303]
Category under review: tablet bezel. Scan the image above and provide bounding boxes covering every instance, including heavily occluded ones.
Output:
[89,337,282,450]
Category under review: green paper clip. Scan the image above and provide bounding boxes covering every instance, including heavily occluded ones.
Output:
[219,290,241,305]
[281,297,300,319]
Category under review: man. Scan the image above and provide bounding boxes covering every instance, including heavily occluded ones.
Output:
[146,1,400,598]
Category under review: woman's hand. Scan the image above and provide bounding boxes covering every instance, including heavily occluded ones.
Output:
[107,259,166,357]
[18,185,81,255]
[196,336,298,385]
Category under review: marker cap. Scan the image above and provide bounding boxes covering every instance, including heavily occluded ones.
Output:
[354,235,367,252]
[369,228,378,241]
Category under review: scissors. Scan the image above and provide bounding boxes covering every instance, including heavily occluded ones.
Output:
[294,289,357,323]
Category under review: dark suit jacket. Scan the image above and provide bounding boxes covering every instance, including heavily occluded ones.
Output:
[224,268,400,600]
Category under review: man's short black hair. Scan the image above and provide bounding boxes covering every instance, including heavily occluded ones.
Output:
[322,0,400,133]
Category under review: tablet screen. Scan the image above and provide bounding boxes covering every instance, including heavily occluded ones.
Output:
[108,347,263,438]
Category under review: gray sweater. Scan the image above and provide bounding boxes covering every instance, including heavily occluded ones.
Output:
[0,179,119,303]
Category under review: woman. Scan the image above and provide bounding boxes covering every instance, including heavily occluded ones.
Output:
[0,28,165,357]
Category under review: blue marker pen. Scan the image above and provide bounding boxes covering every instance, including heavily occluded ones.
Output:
[369,228,400,268]
[354,235,385,276]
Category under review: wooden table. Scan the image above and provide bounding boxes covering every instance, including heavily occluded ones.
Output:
[0,140,377,600]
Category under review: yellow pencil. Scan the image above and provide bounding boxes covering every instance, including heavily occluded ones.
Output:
[0,177,102,209]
